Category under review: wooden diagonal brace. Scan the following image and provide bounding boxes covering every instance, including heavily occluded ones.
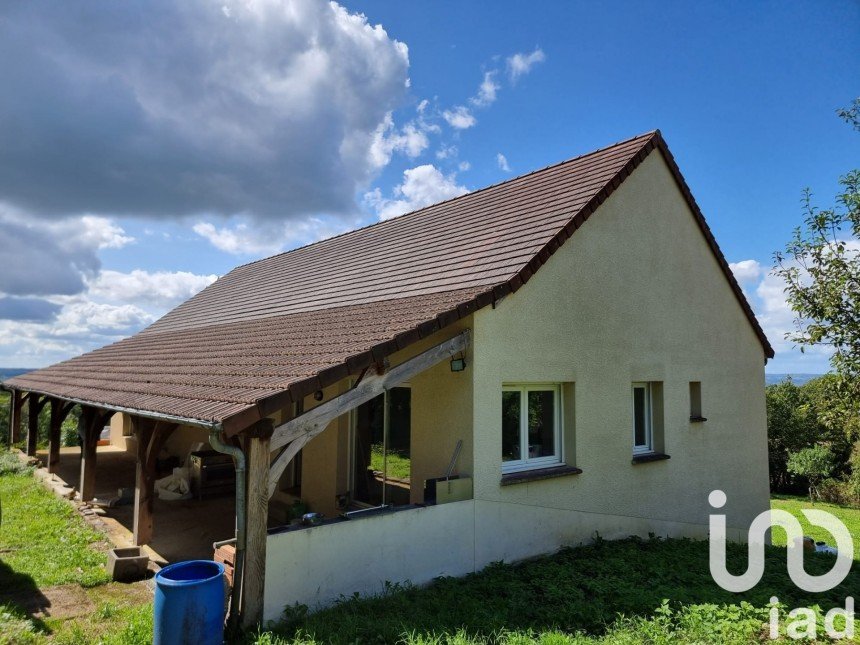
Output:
[267,329,470,497]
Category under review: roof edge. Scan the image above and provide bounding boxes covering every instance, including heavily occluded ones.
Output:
[1,384,223,431]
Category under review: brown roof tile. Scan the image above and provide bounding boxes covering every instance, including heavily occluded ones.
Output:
[4,131,773,432]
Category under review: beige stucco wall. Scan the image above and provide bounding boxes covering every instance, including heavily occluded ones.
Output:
[469,150,769,566]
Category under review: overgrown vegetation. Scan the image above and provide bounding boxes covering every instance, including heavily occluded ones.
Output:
[766,375,860,504]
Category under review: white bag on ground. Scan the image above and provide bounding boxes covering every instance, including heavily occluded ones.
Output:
[155,467,192,501]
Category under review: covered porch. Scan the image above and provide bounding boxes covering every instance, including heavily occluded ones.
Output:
[5,326,473,628]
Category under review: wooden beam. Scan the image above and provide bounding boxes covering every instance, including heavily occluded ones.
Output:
[26,394,41,457]
[242,419,273,629]
[132,418,177,545]
[269,330,470,453]
[267,436,308,498]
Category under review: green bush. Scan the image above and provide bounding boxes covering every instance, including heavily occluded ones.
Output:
[786,445,836,502]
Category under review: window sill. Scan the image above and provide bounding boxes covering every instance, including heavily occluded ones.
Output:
[631,452,671,465]
[689,416,708,423]
[501,465,582,486]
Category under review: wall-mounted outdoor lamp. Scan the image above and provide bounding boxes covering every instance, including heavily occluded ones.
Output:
[450,356,466,372]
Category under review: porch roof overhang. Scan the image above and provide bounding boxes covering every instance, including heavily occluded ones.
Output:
[3,287,486,434]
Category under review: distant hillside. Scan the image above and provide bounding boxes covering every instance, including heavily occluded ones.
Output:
[0,368,30,382]
[765,373,823,386]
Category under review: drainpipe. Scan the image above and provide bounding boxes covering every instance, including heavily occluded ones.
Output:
[208,429,246,627]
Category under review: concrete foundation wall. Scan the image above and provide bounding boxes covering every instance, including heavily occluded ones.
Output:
[263,500,477,620]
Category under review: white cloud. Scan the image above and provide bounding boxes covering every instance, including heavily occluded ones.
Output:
[0,206,134,297]
[0,267,218,366]
[729,259,763,285]
[436,145,458,160]
[470,71,500,107]
[442,106,477,130]
[365,164,469,220]
[507,47,546,82]
[369,113,430,168]
[194,216,354,256]
[458,161,471,172]
[0,0,410,221]
[86,270,218,308]
[496,153,511,172]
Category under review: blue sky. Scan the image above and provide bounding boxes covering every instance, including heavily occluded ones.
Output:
[0,1,857,372]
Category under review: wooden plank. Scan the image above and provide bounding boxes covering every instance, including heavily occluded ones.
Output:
[269,330,470,453]
[242,422,273,629]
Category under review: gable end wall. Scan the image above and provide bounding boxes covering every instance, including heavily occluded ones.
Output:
[470,151,769,565]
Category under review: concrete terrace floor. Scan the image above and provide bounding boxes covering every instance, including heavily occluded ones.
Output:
[36,446,236,563]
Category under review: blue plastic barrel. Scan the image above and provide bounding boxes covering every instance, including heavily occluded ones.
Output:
[154,560,226,645]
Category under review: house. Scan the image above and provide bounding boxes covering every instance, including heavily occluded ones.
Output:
[3,131,773,626]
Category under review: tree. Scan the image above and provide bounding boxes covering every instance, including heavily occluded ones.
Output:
[787,445,836,503]
[766,379,822,491]
[773,98,860,407]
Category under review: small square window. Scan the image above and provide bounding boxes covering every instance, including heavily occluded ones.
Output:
[501,384,562,473]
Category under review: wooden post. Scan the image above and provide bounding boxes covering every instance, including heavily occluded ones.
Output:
[78,407,108,502]
[26,394,41,457]
[47,400,75,473]
[8,390,21,445]
[131,418,177,546]
[132,417,156,545]
[242,419,273,629]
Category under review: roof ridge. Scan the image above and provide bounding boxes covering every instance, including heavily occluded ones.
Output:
[227,130,659,273]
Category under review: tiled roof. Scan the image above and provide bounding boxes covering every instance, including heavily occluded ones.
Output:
[5,131,773,433]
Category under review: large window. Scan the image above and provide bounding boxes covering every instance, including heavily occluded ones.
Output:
[352,387,411,507]
[502,384,562,473]
[632,382,653,454]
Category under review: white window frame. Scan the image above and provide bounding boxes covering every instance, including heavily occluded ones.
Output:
[632,382,653,455]
[501,383,563,474]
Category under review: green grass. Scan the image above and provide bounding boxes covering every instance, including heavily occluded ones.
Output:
[771,494,860,550]
[0,470,111,591]
[369,443,412,480]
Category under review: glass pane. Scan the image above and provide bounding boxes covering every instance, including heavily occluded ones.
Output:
[502,391,521,461]
[386,387,411,502]
[633,387,646,446]
[354,393,385,506]
[527,390,556,458]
